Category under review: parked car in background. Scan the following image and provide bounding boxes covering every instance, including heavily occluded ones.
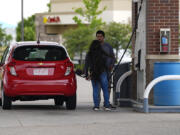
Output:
[0,41,77,110]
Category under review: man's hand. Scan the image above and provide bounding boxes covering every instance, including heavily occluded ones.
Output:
[109,66,113,71]
[85,75,91,81]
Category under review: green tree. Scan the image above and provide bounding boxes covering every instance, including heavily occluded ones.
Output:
[63,0,106,65]
[16,15,36,41]
[73,0,106,31]
[47,2,51,12]
[104,22,132,59]
[63,27,93,65]
[0,25,12,46]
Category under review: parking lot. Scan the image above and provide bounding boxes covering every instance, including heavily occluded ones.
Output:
[0,76,180,135]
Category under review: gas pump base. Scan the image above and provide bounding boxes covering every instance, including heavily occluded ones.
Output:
[133,103,180,113]
[114,98,180,113]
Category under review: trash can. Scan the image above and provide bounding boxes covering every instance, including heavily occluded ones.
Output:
[154,62,180,106]
[113,62,132,107]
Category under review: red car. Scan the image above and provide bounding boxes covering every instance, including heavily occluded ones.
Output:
[0,41,77,110]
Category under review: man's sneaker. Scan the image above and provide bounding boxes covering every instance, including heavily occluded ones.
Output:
[104,107,111,111]
[93,107,100,111]
[109,104,116,109]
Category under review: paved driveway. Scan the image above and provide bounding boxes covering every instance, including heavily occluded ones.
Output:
[0,76,180,135]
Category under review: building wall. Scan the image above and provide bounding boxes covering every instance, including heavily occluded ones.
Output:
[146,0,179,55]
[132,0,179,104]
[113,0,131,10]
[51,0,114,12]
[51,0,84,12]
[50,0,131,23]
[35,15,61,43]
[146,0,179,93]
[36,0,132,43]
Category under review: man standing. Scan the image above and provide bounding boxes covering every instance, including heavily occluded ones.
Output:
[96,30,116,109]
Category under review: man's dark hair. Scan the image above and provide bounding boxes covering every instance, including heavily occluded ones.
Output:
[88,40,106,80]
[96,30,105,37]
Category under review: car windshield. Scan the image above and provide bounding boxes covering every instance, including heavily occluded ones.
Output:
[13,45,68,61]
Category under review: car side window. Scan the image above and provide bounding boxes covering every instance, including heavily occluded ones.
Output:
[1,47,10,64]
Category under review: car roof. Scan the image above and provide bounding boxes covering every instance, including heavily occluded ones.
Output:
[9,41,71,60]
[11,41,61,47]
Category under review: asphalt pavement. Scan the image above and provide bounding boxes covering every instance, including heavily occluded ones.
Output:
[0,76,180,135]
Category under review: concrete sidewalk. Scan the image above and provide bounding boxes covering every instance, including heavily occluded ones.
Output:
[0,76,180,135]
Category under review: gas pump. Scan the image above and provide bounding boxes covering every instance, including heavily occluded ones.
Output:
[160,28,170,53]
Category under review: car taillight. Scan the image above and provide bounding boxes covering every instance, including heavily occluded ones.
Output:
[64,66,72,76]
[64,61,73,76]
[7,62,17,76]
[9,66,17,76]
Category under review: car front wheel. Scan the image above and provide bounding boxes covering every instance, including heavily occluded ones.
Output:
[66,94,76,110]
[1,87,12,110]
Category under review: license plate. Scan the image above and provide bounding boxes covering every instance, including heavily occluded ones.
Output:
[33,68,48,75]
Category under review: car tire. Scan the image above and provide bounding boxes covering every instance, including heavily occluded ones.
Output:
[66,94,76,110]
[1,87,12,110]
[54,97,64,106]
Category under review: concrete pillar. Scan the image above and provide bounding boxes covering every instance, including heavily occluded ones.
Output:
[132,0,179,103]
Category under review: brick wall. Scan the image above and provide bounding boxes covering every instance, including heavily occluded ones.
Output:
[147,0,179,55]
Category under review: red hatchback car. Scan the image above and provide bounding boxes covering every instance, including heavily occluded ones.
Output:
[0,41,77,110]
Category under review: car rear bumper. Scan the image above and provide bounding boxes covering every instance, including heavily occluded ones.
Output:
[3,78,77,97]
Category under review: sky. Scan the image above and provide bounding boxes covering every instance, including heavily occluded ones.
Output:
[0,0,50,28]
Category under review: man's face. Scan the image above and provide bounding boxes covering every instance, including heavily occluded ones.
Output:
[96,34,104,43]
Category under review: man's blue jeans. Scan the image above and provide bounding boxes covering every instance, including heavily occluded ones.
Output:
[91,72,110,107]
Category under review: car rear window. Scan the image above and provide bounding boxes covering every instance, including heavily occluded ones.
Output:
[13,45,68,61]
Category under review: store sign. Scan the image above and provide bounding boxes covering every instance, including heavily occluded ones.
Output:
[43,16,60,24]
